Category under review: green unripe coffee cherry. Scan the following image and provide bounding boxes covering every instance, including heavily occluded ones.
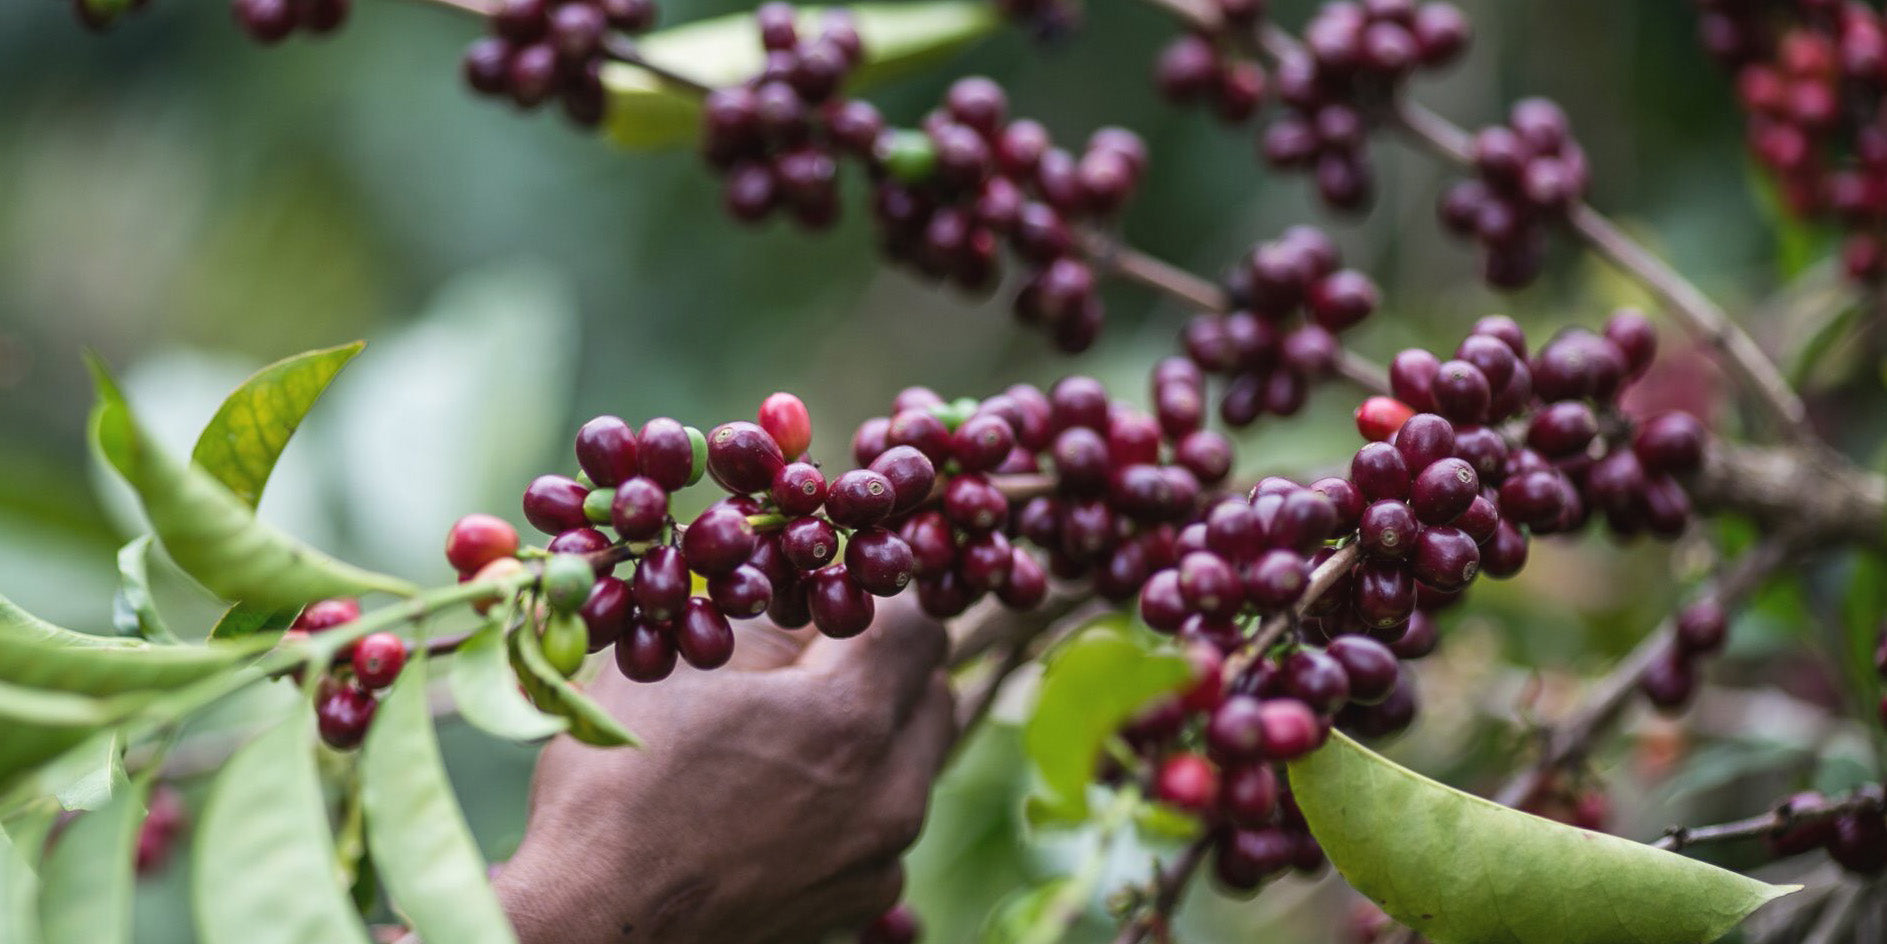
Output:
[930,397,980,432]
[684,425,709,486]
[583,487,615,525]
[542,554,596,614]
[541,612,587,678]
[877,129,937,184]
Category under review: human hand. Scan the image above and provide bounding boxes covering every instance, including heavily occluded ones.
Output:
[493,593,955,944]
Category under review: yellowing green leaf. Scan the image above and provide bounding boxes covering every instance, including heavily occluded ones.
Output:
[361,658,518,944]
[89,356,416,610]
[1022,623,1190,823]
[1287,732,1799,944]
[602,1,999,149]
[192,709,370,944]
[450,622,566,743]
[191,342,364,508]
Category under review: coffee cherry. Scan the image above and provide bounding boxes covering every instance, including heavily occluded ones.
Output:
[1207,695,1269,763]
[827,470,897,528]
[523,475,590,535]
[446,514,520,575]
[868,445,937,513]
[1355,396,1415,443]
[943,474,1008,533]
[672,598,735,670]
[543,553,598,613]
[706,564,772,619]
[637,418,698,491]
[1283,649,1351,714]
[1307,270,1378,332]
[1410,457,1479,525]
[604,477,667,542]
[348,633,406,690]
[781,516,840,571]
[1389,349,1441,412]
[1411,525,1479,592]
[755,392,813,460]
[1527,402,1598,459]
[1155,753,1219,812]
[295,598,361,632]
[234,0,298,43]
[1633,412,1707,474]
[1213,828,1295,891]
[1675,598,1729,654]
[845,528,916,596]
[1351,443,1411,502]
[632,545,691,623]
[682,507,757,576]
[316,681,377,750]
[1393,413,1456,473]
[1220,763,1279,827]
[579,576,632,650]
[1640,643,1697,712]
[616,620,677,683]
[858,904,921,944]
[953,414,1016,473]
[808,565,875,638]
[707,422,787,495]
[1431,360,1492,424]
[1829,810,1887,873]
[1256,699,1322,760]
[1326,636,1397,704]
[1355,559,1415,629]
[547,527,610,565]
[997,548,1050,609]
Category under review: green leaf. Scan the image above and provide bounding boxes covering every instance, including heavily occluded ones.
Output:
[510,619,639,748]
[1022,623,1190,822]
[191,342,364,509]
[1840,552,1885,719]
[111,536,175,643]
[982,879,1076,944]
[209,602,303,641]
[38,771,148,944]
[0,682,129,795]
[192,709,370,944]
[450,622,566,743]
[0,592,254,698]
[602,1,999,149]
[88,356,416,611]
[40,731,127,812]
[1,807,56,944]
[361,658,518,944]
[1287,732,1799,944]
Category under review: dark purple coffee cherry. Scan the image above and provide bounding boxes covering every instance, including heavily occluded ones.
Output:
[825,469,897,528]
[1206,695,1269,763]
[1480,519,1529,578]
[1213,827,1295,891]
[780,516,840,572]
[1141,569,1188,633]
[1245,549,1310,611]
[1828,811,1887,874]
[636,418,697,491]
[1358,499,1416,559]
[523,475,590,535]
[1394,413,1456,473]
[953,414,1017,473]
[1410,457,1479,525]
[1350,442,1411,502]
[508,43,561,107]
[609,476,669,542]
[630,545,690,624]
[770,463,828,517]
[1675,598,1728,655]
[1389,610,1438,658]
[681,507,756,576]
[943,474,1008,533]
[1388,349,1441,412]
[1310,477,1364,533]
[578,576,632,650]
[676,597,736,670]
[997,548,1049,609]
[616,620,677,683]
[845,528,916,596]
[707,564,772,619]
[316,682,377,750]
[706,421,786,495]
[1325,636,1398,705]
[1498,469,1567,529]
[1179,551,1242,619]
[1640,643,1697,712]
[548,2,605,60]
[865,445,936,513]
[1307,270,1378,332]
[1431,360,1492,424]
[546,527,611,566]
[1411,525,1479,592]
[1220,763,1279,827]
[1455,494,1500,544]
[1355,559,1416,630]
[1455,333,1519,393]
[1283,649,1351,714]
[808,565,875,638]
[1527,402,1599,459]
[1633,412,1707,474]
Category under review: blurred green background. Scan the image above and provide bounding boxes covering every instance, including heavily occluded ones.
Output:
[1,0,1875,940]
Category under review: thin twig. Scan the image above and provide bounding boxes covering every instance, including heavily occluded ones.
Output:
[1082,230,1232,313]
[1111,835,1213,944]
[1494,539,1793,808]
[1653,787,1883,852]
[600,34,716,98]
[1223,541,1361,683]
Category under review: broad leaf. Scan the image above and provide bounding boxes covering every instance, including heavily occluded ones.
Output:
[209,602,303,641]
[602,1,999,149]
[89,357,416,610]
[38,771,148,944]
[0,592,252,697]
[0,682,123,797]
[450,622,566,743]
[510,620,639,748]
[191,342,364,509]
[361,658,518,944]
[111,536,174,642]
[0,807,56,944]
[1022,623,1190,822]
[192,709,370,944]
[983,879,1076,944]
[40,731,126,812]
[1287,732,1798,944]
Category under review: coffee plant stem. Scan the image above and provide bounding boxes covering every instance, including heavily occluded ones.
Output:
[599,33,717,96]
[1110,834,1212,944]
[1653,788,1884,852]
[1224,540,1362,683]
[1494,538,1793,808]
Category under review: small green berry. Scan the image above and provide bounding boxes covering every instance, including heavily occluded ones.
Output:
[543,554,597,614]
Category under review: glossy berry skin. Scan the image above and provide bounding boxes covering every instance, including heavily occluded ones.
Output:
[1351,442,1411,501]
[997,548,1049,609]
[706,564,772,619]
[350,633,406,690]
[757,392,813,459]
[575,415,640,487]
[943,474,1008,533]
[707,421,786,494]
[1206,695,1269,763]
[1430,360,1492,424]
[869,446,938,513]
[1326,636,1398,705]
[1154,753,1219,812]
[1633,412,1707,474]
[316,682,378,750]
[1526,401,1598,458]
[771,463,828,516]
[616,621,677,683]
[845,528,916,596]
[681,507,756,576]
[637,418,698,491]
[1411,526,1479,592]
[523,475,591,535]
[1358,500,1419,559]
[826,470,897,528]
[781,516,841,571]
[632,546,691,623]
[676,598,736,670]
[1220,763,1279,827]
[295,598,361,632]
[953,414,1017,472]
[1283,649,1351,714]
[808,565,875,638]
[1828,811,1887,874]
[1256,699,1322,760]
[1394,413,1456,472]
[1410,457,1479,525]
[445,514,520,574]
[1214,828,1295,892]
[579,576,633,650]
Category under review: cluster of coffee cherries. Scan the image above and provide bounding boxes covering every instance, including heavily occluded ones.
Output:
[1436,98,1591,290]
[1760,786,1887,875]
[1180,226,1380,426]
[699,4,876,228]
[875,81,1151,353]
[230,0,348,43]
[1152,0,1269,125]
[274,598,413,750]
[1695,0,1887,281]
[1258,0,1472,212]
[460,0,657,127]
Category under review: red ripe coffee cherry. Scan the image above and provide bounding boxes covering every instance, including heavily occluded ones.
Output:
[1354,396,1415,443]
[610,476,670,542]
[869,446,938,513]
[682,507,756,576]
[632,545,691,623]
[1154,752,1219,812]
[858,904,921,944]
[295,598,360,632]
[615,620,677,683]
[943,474,1008,533]
[350,633,406,690]
[707,421,786,494]
[845,528,917,596]
[770,462,828,516]
[522,475,590,535]
[676,598,736,670]
[1206,695,1269,763]
[574,415,640,487]
[1633,412,1707,474]
[1256,699,1322,760]
[445,513,520,574]
[886,409,952,465]
[1220,763,1280,828]
[757,392,813,460]
[637,418,698,491]
[808,565,876,638]
[1410,457,1479,525]
[1411,525,1480,592]
[826,469,897,528]
[316,681,378,750]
